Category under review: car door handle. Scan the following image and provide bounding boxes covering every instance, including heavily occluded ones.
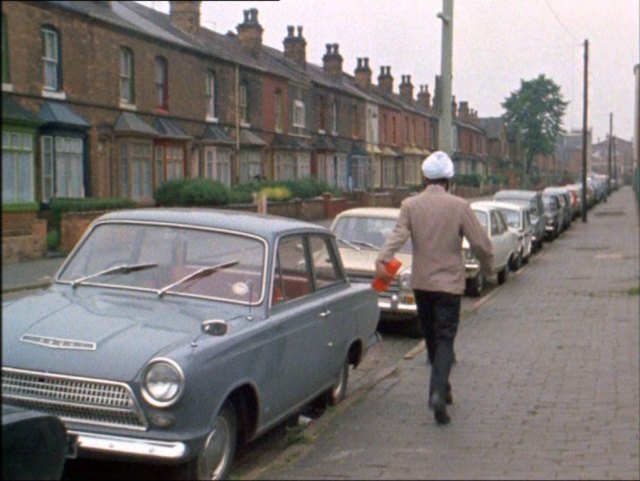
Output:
[319,309,331,318]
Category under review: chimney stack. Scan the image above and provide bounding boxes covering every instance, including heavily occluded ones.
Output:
[378,66,393,95]
[459,101,469,120]
[417,85,431,110]
[322,43,343,79]
[237,8,263,56]
[283,25,307,68]
[399,75,414,103]
[354,57,372,90]
[169,1,201,36]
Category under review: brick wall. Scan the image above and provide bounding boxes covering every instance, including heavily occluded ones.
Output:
[2,212,47,263]
[60,211,105,253]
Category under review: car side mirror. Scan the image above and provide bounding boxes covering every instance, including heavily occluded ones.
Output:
[201,319,228,337]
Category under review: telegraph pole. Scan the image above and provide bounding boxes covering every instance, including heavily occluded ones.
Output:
[581,39,589,223]
[437,0,454,155]
[607,113,613,196]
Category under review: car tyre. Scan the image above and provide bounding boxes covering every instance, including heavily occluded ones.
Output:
[497,264,509,285]
[328,356,349,406]
[509,252,522,271]
[179,401,237,480]
[465,272,484,297]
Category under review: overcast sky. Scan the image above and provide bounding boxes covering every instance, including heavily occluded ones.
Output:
[139,0,639,143]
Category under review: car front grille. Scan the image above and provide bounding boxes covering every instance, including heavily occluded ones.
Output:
[348,273,400,299]
[2,367,147,430]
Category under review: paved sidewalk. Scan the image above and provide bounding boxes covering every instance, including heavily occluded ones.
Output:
[257,186,640,480]
[1,255,65,293]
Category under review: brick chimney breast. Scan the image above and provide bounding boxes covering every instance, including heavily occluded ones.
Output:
[378,66,393,95]
[237,8,263,56]
[459,101,469,120]
[354,56,372,90]
[283,25,306,67]
[169,1,201,36]
[418,84,431,110]
[322,43,343,80]
[399,74,414,103]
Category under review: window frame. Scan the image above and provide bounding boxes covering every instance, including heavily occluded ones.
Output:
[239,81,249,125]
[206,70,217,120]
[293,99,305,129]
[41,26,61,91]
[154,56,168,110]
[2,14,9,85]
[274,89,283,133]
[2,129,36,204]
[119,47,135,105]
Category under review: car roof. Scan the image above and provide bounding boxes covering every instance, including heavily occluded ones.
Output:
[96,208,329,239]
[473,200,528,212]
[494,189,540,199]
[334,207,401,219]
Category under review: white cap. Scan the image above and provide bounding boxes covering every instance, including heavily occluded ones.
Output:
[421,151,454,179]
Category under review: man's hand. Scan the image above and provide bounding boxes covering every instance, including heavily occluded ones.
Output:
[375,260,394,282]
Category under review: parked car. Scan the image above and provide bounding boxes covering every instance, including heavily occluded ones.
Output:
[330,207,422,337]
[2,404,69,480]
[542,193,562,240]
[543,187,572,231]
[564,184,583,219]
[463,202,520,296]
[1,209,380,480]
[473,200,533,269]
[493,189,545,251]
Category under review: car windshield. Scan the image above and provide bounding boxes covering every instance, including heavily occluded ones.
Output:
[332,216,412,254]
[498,208,521,229]
[543,196,557,210]
[58,222,266,304]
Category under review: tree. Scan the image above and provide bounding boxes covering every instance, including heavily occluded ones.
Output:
[501,74,568,187]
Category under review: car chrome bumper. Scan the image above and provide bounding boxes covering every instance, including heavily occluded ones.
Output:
[378,294,417,315]
[465,264,481,279]
[68,430,187,460]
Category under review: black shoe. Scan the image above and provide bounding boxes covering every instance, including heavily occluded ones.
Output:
[429,392,451,425]
[445,391,453,405]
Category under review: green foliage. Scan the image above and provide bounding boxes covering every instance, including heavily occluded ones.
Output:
[487,174,508,185]
[260,186,292,201]
[502,74,568,180]
[2,202,40,212]
[50,197,136,230]
[453,174,482,188]
[155,178,230,207]
[47,230,60,250]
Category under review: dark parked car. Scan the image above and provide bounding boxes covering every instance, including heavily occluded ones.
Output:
[543,187,572,231]
[2,404,68,480]
[493,189,545,251]
[2,209,380,480]
[542,193,562,240]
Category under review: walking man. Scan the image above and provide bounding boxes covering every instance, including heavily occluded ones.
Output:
[375,151,493,425]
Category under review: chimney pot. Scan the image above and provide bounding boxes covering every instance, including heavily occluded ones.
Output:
[297,26,303,37]
[287,25,295,37]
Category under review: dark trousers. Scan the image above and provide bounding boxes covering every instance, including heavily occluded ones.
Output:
[414,290,461,401]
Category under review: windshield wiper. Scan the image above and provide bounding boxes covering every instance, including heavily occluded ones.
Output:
[337,237,361,251]
[71,262,158,288]
[157,260,239,297]
[350,239,380,250]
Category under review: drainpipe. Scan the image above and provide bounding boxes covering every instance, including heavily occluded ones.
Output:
[235,64,240,184]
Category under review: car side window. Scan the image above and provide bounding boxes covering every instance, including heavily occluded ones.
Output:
[309,235,344,289]
[272,235,312,305]
[490,211,501,235]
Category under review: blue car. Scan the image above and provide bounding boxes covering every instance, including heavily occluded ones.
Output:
[2,209,379,480]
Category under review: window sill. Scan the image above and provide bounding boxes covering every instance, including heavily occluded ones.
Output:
[119,102,137,111]
[153,108,169,115]
[2,83,14,92]
[318,129,326,134]
[42,89,67,100]
[205,115,219,123]
[240,121,251,128]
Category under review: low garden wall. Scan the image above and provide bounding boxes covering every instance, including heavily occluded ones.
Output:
[2,211,47,263]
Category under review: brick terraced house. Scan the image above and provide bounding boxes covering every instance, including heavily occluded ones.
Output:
[2,0,494,259]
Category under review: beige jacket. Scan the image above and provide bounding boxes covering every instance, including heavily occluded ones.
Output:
[376,185,493,295]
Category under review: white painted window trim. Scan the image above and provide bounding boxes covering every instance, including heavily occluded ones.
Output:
[42,89,66,100]
[2,83,14,92]
[205,115,218,123]
[119,102,137,111]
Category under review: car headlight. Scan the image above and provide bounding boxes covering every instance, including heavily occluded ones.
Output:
[141,359,185,408]
[399,272,411,291]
